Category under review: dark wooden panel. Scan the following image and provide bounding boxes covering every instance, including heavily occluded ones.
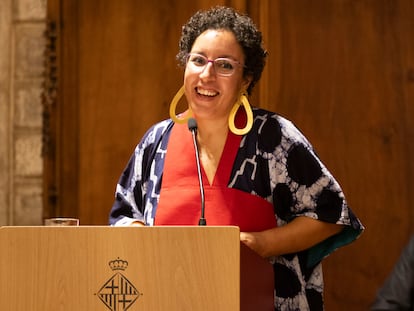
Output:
[44,0,81,219]
[257,1,414,309]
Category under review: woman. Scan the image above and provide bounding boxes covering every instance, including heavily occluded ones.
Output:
[110,6,364,310]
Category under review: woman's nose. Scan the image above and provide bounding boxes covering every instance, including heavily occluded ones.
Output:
[199,62,216,79]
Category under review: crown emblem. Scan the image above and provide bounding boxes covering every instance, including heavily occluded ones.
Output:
[97,257,141,310]
[109,257,128,271]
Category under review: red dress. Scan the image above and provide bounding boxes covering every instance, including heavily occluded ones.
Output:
[155,121,277,232]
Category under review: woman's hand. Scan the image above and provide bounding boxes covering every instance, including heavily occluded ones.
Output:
[130,220,145,226]
[240,231,268,258]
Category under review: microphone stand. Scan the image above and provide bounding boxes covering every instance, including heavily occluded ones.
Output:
[187,118,206,226]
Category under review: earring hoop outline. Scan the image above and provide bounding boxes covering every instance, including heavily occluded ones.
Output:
[228,93,253,135]
[169,85,192,124]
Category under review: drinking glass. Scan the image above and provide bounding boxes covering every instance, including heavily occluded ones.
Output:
[44,217,79,226]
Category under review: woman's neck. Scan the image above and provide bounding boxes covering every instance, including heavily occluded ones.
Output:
[196,118,228,146]
[195,118,229,184]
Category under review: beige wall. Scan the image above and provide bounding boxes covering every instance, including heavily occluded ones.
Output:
[0,0,46,225]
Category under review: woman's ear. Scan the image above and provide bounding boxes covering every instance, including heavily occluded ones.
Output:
[242,75,253,93]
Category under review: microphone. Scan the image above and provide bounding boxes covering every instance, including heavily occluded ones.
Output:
[187,118,206,226]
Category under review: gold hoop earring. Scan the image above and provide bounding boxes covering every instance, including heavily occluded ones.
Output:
[169,85,192,124]
[228,93,253,135]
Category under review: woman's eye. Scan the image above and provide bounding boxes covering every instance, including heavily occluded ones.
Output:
[191,56,206,66]
[217,60,234,70]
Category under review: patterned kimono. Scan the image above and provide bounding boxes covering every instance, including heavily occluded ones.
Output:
[109,107,364,310]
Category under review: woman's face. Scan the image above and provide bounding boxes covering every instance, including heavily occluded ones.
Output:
[184,29,251,122]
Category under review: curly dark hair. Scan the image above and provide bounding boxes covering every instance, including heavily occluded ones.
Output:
[177,6,267,95]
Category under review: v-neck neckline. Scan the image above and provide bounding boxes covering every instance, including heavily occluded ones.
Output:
[200,130,242,187]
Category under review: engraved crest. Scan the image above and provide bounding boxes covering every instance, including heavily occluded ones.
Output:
[96,258,141,310]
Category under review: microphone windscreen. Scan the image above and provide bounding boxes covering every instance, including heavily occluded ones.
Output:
[187,118,198,131]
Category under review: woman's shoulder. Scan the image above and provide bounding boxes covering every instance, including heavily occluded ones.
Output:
[134,119,174,152]
[252,107,309,144]
[141,119,174,142]
[252,107,295,126]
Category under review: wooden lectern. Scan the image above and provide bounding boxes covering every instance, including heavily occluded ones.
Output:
[0,226,274,311]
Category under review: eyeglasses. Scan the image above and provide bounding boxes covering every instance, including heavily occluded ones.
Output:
[186,53,244,77]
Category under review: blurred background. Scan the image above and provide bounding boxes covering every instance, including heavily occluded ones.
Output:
[0,0,413,310]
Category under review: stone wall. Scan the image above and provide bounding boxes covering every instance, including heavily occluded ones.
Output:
[0,0,46,225]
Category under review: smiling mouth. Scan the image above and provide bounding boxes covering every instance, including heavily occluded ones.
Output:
[196,87,218,97]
